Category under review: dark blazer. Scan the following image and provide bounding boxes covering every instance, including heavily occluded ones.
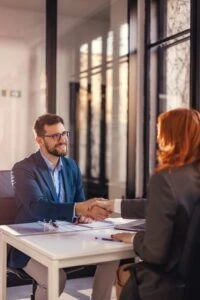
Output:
[121,198,146,219]
[121,162,200,299]
[8,151,85,268]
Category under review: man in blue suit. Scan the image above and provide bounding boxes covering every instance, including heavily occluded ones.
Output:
[8,113,118,300]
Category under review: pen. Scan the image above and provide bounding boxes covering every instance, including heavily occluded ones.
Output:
[95,237,122,242]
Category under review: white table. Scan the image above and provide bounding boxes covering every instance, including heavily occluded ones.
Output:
[0,224,134,300]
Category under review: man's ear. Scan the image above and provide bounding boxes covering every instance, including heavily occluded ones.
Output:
[36,136,43,146]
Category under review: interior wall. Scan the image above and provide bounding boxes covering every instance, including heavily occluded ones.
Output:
[0,3,46,169]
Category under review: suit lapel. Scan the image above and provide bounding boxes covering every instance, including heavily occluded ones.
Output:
[35,151,57,202]
[61,157,71,203]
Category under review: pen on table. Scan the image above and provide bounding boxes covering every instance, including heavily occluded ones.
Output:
[95,237,122,242]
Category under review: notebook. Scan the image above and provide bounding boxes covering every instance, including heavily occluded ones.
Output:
[114,219,145,232]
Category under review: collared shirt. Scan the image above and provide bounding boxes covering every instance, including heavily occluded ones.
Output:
[114,199,122,213]
[114,198,135,243]
[40,150,65,203]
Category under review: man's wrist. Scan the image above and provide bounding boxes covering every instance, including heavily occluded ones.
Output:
[75,202,90,217]
[74,202,82,216]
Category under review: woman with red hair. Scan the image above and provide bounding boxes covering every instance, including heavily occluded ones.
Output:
[109,108,200,300]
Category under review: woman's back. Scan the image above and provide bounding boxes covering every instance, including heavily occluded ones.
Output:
[144,162,200,270]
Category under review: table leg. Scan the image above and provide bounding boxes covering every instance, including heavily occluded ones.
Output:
[0,233,7,300]
[48,262,59,300]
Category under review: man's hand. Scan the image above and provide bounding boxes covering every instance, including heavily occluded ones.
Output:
[93,199,114,212]
[75,198,111,220]
[87,205,110,220]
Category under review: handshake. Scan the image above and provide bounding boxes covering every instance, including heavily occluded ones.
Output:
[75,198,114,221]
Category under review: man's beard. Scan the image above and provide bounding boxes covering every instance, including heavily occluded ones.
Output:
[45,142,67,157]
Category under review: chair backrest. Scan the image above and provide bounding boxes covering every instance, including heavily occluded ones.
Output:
[0,170,14,197]
[0,171,36,297]
[178,199,200,299]
[0,170,16,225]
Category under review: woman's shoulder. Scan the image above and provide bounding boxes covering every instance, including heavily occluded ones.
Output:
[150,162,199,184]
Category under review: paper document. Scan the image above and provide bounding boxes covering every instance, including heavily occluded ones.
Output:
[114,219,145,232]
[6,218,142,236]
[7,221,89,236]
[81,217,134,228]
[82,227,124,241]
[80,219,115,229]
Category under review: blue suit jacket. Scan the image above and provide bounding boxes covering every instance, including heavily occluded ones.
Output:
[8,151,85,268]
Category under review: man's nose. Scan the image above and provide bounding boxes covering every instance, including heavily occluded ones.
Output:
[59,134,67,142]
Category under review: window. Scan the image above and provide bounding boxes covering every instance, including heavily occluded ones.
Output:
[57,0,129,198]
[146,0,191,181]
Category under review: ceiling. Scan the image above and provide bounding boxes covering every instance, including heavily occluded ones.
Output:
[0,0,112,17]
[0,0,113,42]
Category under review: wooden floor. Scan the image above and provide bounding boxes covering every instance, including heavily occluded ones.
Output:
[7,276,117,299]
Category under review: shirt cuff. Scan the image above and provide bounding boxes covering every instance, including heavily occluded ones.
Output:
[131,234,135,244]
[113,199,122,214]
[72,203,78,222]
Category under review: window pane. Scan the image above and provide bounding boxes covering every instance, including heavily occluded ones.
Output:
[162,40,190,110]
[150,0,190,42]
[79,78,88,174]
[149,0,191,176]
[167,0,190,36]
[91,72,101,177]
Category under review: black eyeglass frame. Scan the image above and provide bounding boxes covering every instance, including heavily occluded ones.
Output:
[41,130,70,141]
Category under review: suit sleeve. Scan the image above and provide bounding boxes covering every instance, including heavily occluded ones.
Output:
[121,199,146,219]
[12,162,75,222]
[134,172,177,265]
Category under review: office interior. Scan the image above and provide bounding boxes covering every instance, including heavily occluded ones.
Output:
[0,0,199,298]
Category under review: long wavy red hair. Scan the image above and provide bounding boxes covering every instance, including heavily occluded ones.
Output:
[156,108,200,172]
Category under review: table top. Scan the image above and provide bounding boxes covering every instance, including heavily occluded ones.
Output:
[19,228,133,259]
[0,220,135,300]
[0,221,135,265]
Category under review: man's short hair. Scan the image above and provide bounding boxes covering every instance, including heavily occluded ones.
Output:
[33,113,64,136]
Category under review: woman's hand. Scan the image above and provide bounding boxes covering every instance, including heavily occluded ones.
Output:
[75,198,111,220]
[111,232,135,244]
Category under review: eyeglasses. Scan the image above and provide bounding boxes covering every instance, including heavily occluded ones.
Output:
[42,130,70,141]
